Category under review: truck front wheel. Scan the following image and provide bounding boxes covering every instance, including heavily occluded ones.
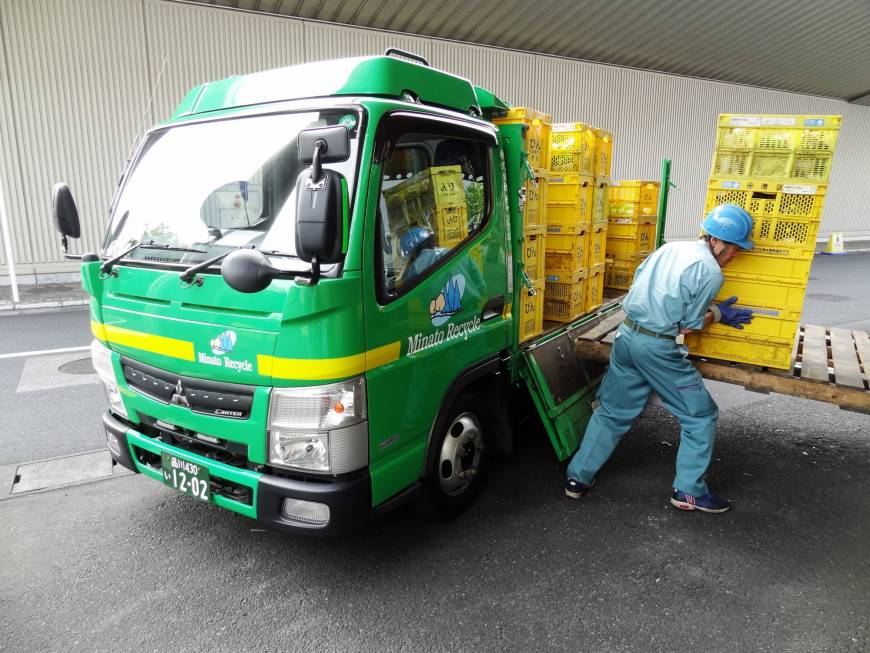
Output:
[422,394,489,518]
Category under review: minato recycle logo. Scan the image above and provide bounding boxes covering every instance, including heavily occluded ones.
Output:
[210,330,237,355]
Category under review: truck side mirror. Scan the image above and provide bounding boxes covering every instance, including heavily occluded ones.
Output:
[52,182,81,254]
[295,168,346,265]
[295,125,350,285]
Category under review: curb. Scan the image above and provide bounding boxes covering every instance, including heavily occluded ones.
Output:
[0,298,90,314]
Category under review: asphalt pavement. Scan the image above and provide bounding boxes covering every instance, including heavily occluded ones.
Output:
[1,253,869,652]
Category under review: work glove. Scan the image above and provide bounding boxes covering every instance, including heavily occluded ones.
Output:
[714,296,754,329]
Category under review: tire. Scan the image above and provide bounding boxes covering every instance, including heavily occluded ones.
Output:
[420,393,489,519]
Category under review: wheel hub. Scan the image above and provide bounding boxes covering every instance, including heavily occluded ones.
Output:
[438,412,484,496]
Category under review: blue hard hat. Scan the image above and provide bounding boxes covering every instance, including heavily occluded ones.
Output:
[702,204,754,250]
[399,225,433,258]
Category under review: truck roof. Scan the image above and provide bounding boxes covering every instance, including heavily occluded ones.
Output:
[169,55,504,121]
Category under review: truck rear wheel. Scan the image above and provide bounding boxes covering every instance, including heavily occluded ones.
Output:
[421,393,489,518]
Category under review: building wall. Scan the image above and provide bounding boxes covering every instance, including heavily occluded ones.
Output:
[1,0,868,277]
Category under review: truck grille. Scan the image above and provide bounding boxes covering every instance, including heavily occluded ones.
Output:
[121,357,255,419]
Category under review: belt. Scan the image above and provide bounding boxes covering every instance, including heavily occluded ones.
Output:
[623,317,677,341]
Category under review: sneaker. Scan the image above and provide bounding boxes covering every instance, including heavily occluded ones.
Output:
[565,478,595,499]
[670,489,731,513]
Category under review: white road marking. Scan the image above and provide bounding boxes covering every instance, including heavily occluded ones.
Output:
[0,345,90,360]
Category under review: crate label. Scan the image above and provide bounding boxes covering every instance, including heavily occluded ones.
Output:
[550,177,564,183]
[804,118,825,127]
[728,116,761,127]
[721,181,741,189]
[760,117,797,126]
[609,181,621,186]
[742,307,780,317]
[782,184,817,195]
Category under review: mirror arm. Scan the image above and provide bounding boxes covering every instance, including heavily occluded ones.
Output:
[307,140,326,188]
[295,257,320,287]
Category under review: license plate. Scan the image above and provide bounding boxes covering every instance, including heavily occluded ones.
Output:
[161,453,210,502]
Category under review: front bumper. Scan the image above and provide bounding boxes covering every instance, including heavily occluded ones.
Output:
[103,411,370,537]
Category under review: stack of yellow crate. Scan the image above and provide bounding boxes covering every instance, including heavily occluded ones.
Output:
[494,108,551,341]
[604,180,660,290]
[685,114,842,369]
[585,129,612,312]
[545,122,595,322]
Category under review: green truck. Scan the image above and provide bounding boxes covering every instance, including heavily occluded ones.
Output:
[53,50,628,536]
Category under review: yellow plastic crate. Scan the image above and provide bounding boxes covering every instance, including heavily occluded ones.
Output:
[606,220,655,256]
[604,254,647,290]
[587,228,607,267]
[591,178,609,229]
[494,107,552,170]
[544,279,586,323]
[519,280,545,343]
[705,179,827,220]
[594,128,613,177]
[522,170,549,231]
[544,267,587,284]
[522,232,546,282]
[549,123,596,175]
[403,165,465,208]
[545,249,587,276]
[609,180,660,205]
[716,114,841,155]
[717,271,807,318]
[608,199,658,220]
[684,330,794,370]
[725,250,813,282]
[584,262,605,312]
[711,151,834,182]
[383,165,466,229]
[545,225,590,255]
[545,278,584,302]
[430,205,469,249]
[548,174,593,203]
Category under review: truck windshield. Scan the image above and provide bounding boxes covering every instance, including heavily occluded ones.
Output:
[102,109,361,271]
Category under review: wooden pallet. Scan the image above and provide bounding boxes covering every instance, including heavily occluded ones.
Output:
[795,325,870,390]
[572,308,870,413]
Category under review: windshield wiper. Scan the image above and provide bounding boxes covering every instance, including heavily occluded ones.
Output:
[100,243,140,275]
[179,247,299,285]
[101,241,206,276]
[180,248,240,284]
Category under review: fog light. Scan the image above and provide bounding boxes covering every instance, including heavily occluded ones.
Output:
[105,429,121,457]
[281,498,330,527]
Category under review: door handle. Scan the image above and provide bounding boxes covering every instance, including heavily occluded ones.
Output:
[481,295,505,321]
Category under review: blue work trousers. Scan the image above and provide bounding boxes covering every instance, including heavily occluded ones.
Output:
[567,324,720,496]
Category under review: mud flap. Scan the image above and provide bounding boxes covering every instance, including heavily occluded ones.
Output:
[519,326,608,461]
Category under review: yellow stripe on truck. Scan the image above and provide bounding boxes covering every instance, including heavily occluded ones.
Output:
[91,320,195,362]
[259,341,401,381]
[92,319,401,380]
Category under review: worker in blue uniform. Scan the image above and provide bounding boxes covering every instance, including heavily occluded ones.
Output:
[565,204,755,513]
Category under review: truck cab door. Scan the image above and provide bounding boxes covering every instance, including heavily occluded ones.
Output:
[362,112,510,505]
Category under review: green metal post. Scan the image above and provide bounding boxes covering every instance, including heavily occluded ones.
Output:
[655,158,671,250]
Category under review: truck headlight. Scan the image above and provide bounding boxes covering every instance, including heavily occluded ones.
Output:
[91,339,128,419]
[267,376,368,474]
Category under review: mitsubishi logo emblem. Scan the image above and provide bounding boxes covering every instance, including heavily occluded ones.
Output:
[171,380,191,407]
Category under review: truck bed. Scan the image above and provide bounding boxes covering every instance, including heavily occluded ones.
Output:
[572,307,870,414]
